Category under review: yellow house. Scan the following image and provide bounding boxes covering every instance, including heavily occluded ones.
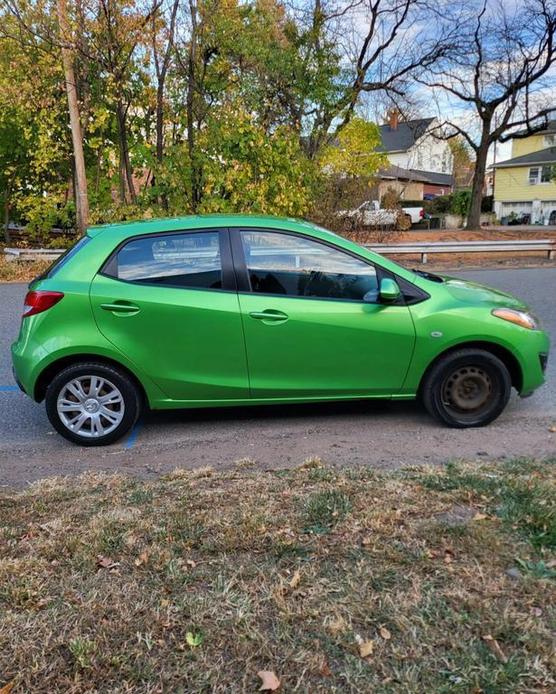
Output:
[492,120,556,225]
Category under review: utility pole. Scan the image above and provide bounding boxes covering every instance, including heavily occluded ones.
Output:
[57,0,89,234]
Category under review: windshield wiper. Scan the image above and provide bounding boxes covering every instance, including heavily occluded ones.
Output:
[411,269,444,283]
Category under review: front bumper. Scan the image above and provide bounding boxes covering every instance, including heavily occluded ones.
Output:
[516,327,550,396]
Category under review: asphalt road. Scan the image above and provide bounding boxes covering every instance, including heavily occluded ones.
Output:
[1,268,555,487]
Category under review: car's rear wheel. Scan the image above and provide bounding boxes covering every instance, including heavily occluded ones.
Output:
[45,362,141,445]
[421,349,512,428]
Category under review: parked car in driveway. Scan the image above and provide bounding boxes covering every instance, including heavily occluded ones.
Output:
[12,215,549,445]
[337,199,425,227]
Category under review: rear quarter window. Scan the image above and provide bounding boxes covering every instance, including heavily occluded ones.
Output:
[42,236,91,279]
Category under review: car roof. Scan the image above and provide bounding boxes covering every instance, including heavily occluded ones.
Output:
[86,214,338,242]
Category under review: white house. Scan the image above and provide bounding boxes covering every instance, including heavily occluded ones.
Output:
[376,113,454,199]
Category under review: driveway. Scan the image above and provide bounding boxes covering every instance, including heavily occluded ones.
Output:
[1,268,554,487]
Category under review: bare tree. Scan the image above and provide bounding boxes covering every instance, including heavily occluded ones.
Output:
[423,0,556,229]
[294,0,460,158]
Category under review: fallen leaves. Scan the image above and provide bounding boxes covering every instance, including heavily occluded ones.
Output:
[379,626,392,640]
[0,682,15,694]
[482,634,508,663]
[358,640,375,658]
[257,670,280,691]
[96,555,118,570]
[134,551,149,567]
[289,569,301,590]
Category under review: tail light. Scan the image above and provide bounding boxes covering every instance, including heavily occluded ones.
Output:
[419,208,424,218]
[23,290,64,318]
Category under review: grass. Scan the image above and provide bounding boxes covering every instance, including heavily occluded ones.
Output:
[0,458,554,692]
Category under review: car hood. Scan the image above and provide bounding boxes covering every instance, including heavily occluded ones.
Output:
[440,275,529,311]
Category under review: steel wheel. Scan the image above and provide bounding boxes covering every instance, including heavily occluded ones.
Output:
[56,375,125,438]
[442,366,492,413]
[421,348,512,428]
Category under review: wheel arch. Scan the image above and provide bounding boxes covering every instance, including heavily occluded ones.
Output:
[418,340,523,395]
[34,353,149,406]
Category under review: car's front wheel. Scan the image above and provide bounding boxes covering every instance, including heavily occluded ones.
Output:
[421,349,512,428]
[45,362,141,445]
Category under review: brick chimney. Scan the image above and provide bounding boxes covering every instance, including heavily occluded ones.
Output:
[388,109,399,130]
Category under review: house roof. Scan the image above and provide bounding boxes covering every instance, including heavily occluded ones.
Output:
[379,164,454,187]
[492,147,556,168]
[510,119,556,139]
[377,118,435,153]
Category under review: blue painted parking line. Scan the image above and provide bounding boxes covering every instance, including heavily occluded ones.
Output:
[123,420,143,449]
[0,385,19,392]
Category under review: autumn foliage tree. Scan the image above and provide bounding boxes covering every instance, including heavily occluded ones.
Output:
[0,0,459,232]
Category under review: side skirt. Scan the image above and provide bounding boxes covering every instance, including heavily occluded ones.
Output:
[149,392,417,411]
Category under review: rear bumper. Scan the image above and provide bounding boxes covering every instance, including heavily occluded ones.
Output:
[12,366,26,395]
[11,333,48,401]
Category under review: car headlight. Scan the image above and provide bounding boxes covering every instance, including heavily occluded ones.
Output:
[492,308,539,330]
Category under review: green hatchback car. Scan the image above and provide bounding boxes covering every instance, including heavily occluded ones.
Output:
[12,215,549,445]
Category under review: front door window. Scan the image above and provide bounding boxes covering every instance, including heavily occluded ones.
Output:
[239,230,378,301]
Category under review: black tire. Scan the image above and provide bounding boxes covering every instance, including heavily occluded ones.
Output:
[421,349,512,428]
[45,362,141,446]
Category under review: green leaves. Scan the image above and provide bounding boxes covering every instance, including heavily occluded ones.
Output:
[185,631,203,648]
[319,118,387,178]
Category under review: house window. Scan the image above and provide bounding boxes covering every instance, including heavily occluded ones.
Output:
[544,134,556,147]
[528,165,552,185]
[442,150,450,172]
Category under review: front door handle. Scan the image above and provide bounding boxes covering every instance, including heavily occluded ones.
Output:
[100,302,140,315]
[249,309,288,324]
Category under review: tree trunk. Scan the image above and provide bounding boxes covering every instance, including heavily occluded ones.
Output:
[156,84,164,164]
[116,100,136,203]
[187,0,201,211]
[155,83,168,210]
[57,0,89,234]
[3,183,11,244]
[466,128,490,231]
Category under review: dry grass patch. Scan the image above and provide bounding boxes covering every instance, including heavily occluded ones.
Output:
[0,255,51,282]
[0,458,555,692]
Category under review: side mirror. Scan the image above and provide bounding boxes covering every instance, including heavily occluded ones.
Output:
[379,277,401,302]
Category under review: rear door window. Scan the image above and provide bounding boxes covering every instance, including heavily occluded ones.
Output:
[104,231,222,289]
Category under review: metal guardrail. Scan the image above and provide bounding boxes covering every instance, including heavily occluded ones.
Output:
[4,239,555,265]
[4,248,65,262]
[366,239,555,264]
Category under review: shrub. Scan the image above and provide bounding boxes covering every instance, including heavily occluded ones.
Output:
[427,194,453,215]
[481,195,493,213]
[451,189,471,217]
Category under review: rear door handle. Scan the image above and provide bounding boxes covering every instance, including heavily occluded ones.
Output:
[249,309,288,324]
[100,302,140,315]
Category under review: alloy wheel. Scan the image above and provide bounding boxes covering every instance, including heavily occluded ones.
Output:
[56,375,125,438]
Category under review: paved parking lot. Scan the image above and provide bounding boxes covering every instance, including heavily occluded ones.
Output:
[1,267,554,487]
